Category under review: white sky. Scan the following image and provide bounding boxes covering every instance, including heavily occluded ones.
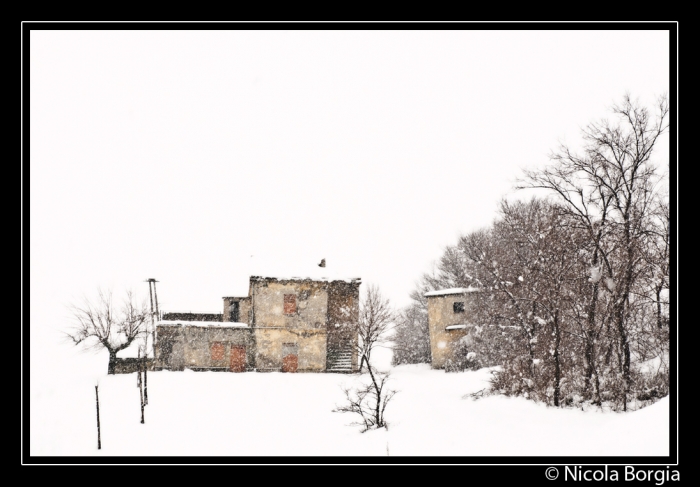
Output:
[29,29,670,340]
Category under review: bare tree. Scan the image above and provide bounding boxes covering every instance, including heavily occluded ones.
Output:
[391,303,431,366]
[520,94,669,410]
[67,288,150,374]
[356,285,394,373]
[334,366,397,432]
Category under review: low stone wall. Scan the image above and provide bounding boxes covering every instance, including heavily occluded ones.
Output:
[114,358,155,374]
[162,312,222,322]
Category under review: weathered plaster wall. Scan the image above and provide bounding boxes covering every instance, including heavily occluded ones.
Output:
[253,328,327,372]
[427,294,471,369]
[251,279,328,329]
[181,326,254,370]
[155,324,254,371]
[250,279,329,371]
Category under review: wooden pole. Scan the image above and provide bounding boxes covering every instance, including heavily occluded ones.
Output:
[139,360,145,424]
[148,280,155,357]
[143,354,148,406]
[95,385,101,450]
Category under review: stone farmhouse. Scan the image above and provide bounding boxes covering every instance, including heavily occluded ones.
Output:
[154,273,362,373]
[425,287,480,369]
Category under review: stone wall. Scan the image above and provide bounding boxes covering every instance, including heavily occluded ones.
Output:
[250,278,329,371]
[162,312,222,322]
[114,358,155,374]
[155,324,254,371]
[326,280,361,372]
[251,279,329,329]
[155,276,361,373]
[253,328,327,372]
[222,297,251,324]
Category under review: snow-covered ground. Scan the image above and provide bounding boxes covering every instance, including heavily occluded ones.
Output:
[28,341,669,457]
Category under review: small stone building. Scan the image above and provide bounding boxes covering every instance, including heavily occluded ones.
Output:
[425,287,480,369]
[155,274,361,373]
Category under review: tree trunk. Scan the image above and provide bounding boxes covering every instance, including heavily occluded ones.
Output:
[553,309,561,407]
[656,285,664,329]
[359,353,369,373]
[366,365,382,428]
[143,357,148,406]
[584,244,603,402]
[108,350,117,375]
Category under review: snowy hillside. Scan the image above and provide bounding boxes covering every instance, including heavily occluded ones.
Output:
[29,343,669,457]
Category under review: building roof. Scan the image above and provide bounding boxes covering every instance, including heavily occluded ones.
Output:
[424,287,481,297]
[250,275,361,283]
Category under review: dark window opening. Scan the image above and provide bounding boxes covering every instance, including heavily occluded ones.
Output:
[284,294,297,315]
[453,302,465,313]
[230,301,240,322]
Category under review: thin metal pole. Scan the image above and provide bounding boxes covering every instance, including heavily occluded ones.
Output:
[153,280,160,318]
[152,280,159,362]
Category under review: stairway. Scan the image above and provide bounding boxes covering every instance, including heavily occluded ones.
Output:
[327,345,354,373]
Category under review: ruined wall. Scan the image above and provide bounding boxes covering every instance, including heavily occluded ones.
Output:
[427,294,471,369]
[155,325,184,370]
[222,297,251,324]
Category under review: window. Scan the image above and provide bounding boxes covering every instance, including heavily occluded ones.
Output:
[453,302,465,313]
[284,294,297,314]
[211,342,225,361]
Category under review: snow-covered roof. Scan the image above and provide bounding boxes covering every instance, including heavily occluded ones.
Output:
[158,320,249,328]
[424,287,480,297]
[445,324,468,330]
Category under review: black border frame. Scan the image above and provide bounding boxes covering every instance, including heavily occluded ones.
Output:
[21,21,678,469]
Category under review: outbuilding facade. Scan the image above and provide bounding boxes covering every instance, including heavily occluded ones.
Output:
[425,287,480,369]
